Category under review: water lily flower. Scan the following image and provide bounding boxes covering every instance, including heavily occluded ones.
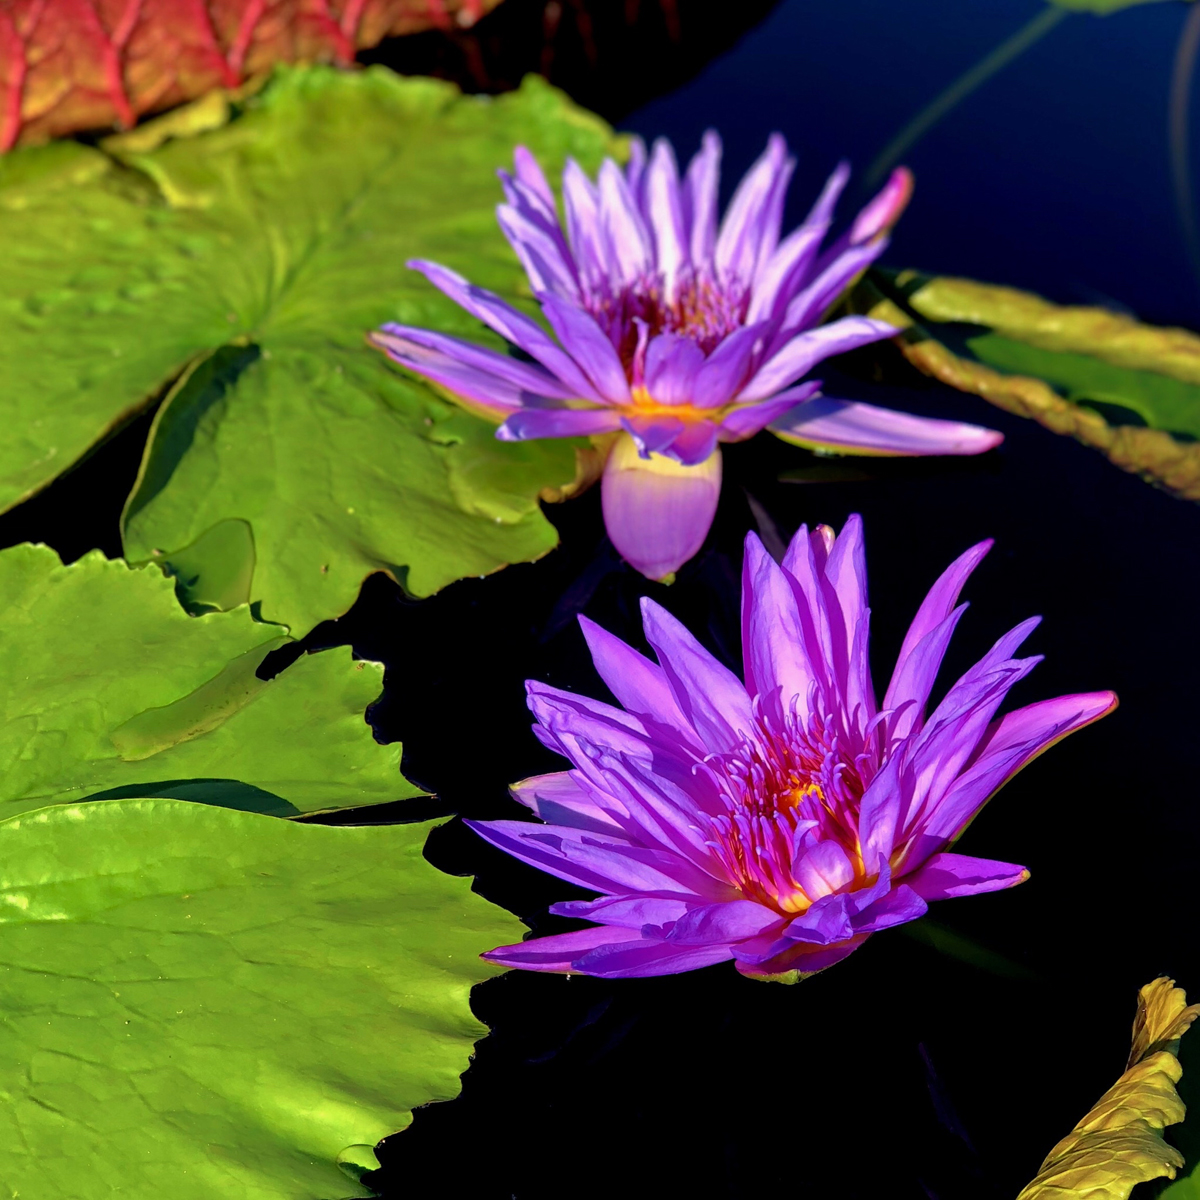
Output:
[370,135,1002,580]
[468,516,1116,981]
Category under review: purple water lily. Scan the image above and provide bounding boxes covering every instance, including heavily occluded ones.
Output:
[370,135,1002,581]
[468,516,1115,981]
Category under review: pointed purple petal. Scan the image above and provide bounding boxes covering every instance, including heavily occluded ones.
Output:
[645,138,688,289]
[598,158,653,286]
[805,160,852,227]
[746,219,831,324]
[483,924,647,973]
[550,894,696,927]
[601,434,722,580]
[466,819,718,896]
[513,145,557,211]
[664,899,786,945]
[640,596,758,753]
[500,407,623,441]
[852,883,928,933]
[406,259,596,397]
[540,293,632,403]
[577,615,692,733]
[494,204,582,303]
[884,540,992,715]
[370,327,531,419]
[770,397,1004,456]
[663,421,720,466]
[619,413,688,456]
[573,936,736,978]
[849,166,914,245]
[904,852,1029,901]
[776,240,888,337]
[644,333,706,406]
[685,130,722,265]
[741,533,815,722]
[691,322,773,409]
[717,384,822,442]
[715,134,793,288]
[510,770,627,835]
[738,317,896,402]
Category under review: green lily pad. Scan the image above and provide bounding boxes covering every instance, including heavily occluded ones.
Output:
[0,797,519,1199]
[0,541,415,818]
[850,270,1200,501]
[0,66,619,636]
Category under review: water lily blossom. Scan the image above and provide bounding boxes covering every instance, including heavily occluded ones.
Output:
[468,517,1116,980]
[370,135,1002,580]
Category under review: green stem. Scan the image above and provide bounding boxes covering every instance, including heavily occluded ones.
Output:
[1169,1,1200,298]
[865,5,1072,188]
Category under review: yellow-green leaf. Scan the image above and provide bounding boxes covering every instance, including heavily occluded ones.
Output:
[1017,977,1199,1199]
[851,270,1200,500]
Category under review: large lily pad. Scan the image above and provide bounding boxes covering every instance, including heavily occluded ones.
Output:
[851,270,1200,500]
[0,796,519,1199]
[0,66,618,636]
[0,541,414,818]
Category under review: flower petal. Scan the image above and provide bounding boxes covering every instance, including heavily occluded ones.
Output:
[598,158,654,286]
[716,384,821,442]
[640,596,758,753]
[770,397,1004,456]
[733,935,866,980]
[466,819,719,896]
[495,203,583,303]
[685,130,723,266]
[370,327,535,419]
[691,321,774,409]
[406,259,596,397]
[903,852,1029,901]
[741,532,815,721]
[645,138,688,290]
[510,770,628,836]
[499,407,623,441]
[619,413,688,457]
[483,925,647,973]
[601,434,722,581]
[573,935,736,978]
[849,165,914,245]
[540,293,632,404]
[550,894,696,927]
[663,899,786,945]
[883,540,992,716]
[577,615,693,735]
[738,316,896,402]
[644,333,707,406]
[776,239,889,338]
[715,134,793,288]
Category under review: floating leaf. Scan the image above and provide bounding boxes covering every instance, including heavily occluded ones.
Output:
[0,0,500,151]
[1016,977,1199,1199]
[851,270,1200,500]
[0,541,414,818]
[0,65,617,634]
[0,796,519,1198]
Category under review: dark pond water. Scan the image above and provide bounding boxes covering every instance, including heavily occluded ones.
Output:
[11,2,1200,1196]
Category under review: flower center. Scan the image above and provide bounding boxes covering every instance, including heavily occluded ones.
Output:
[585,269,749,367]
[700,708,877,916]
